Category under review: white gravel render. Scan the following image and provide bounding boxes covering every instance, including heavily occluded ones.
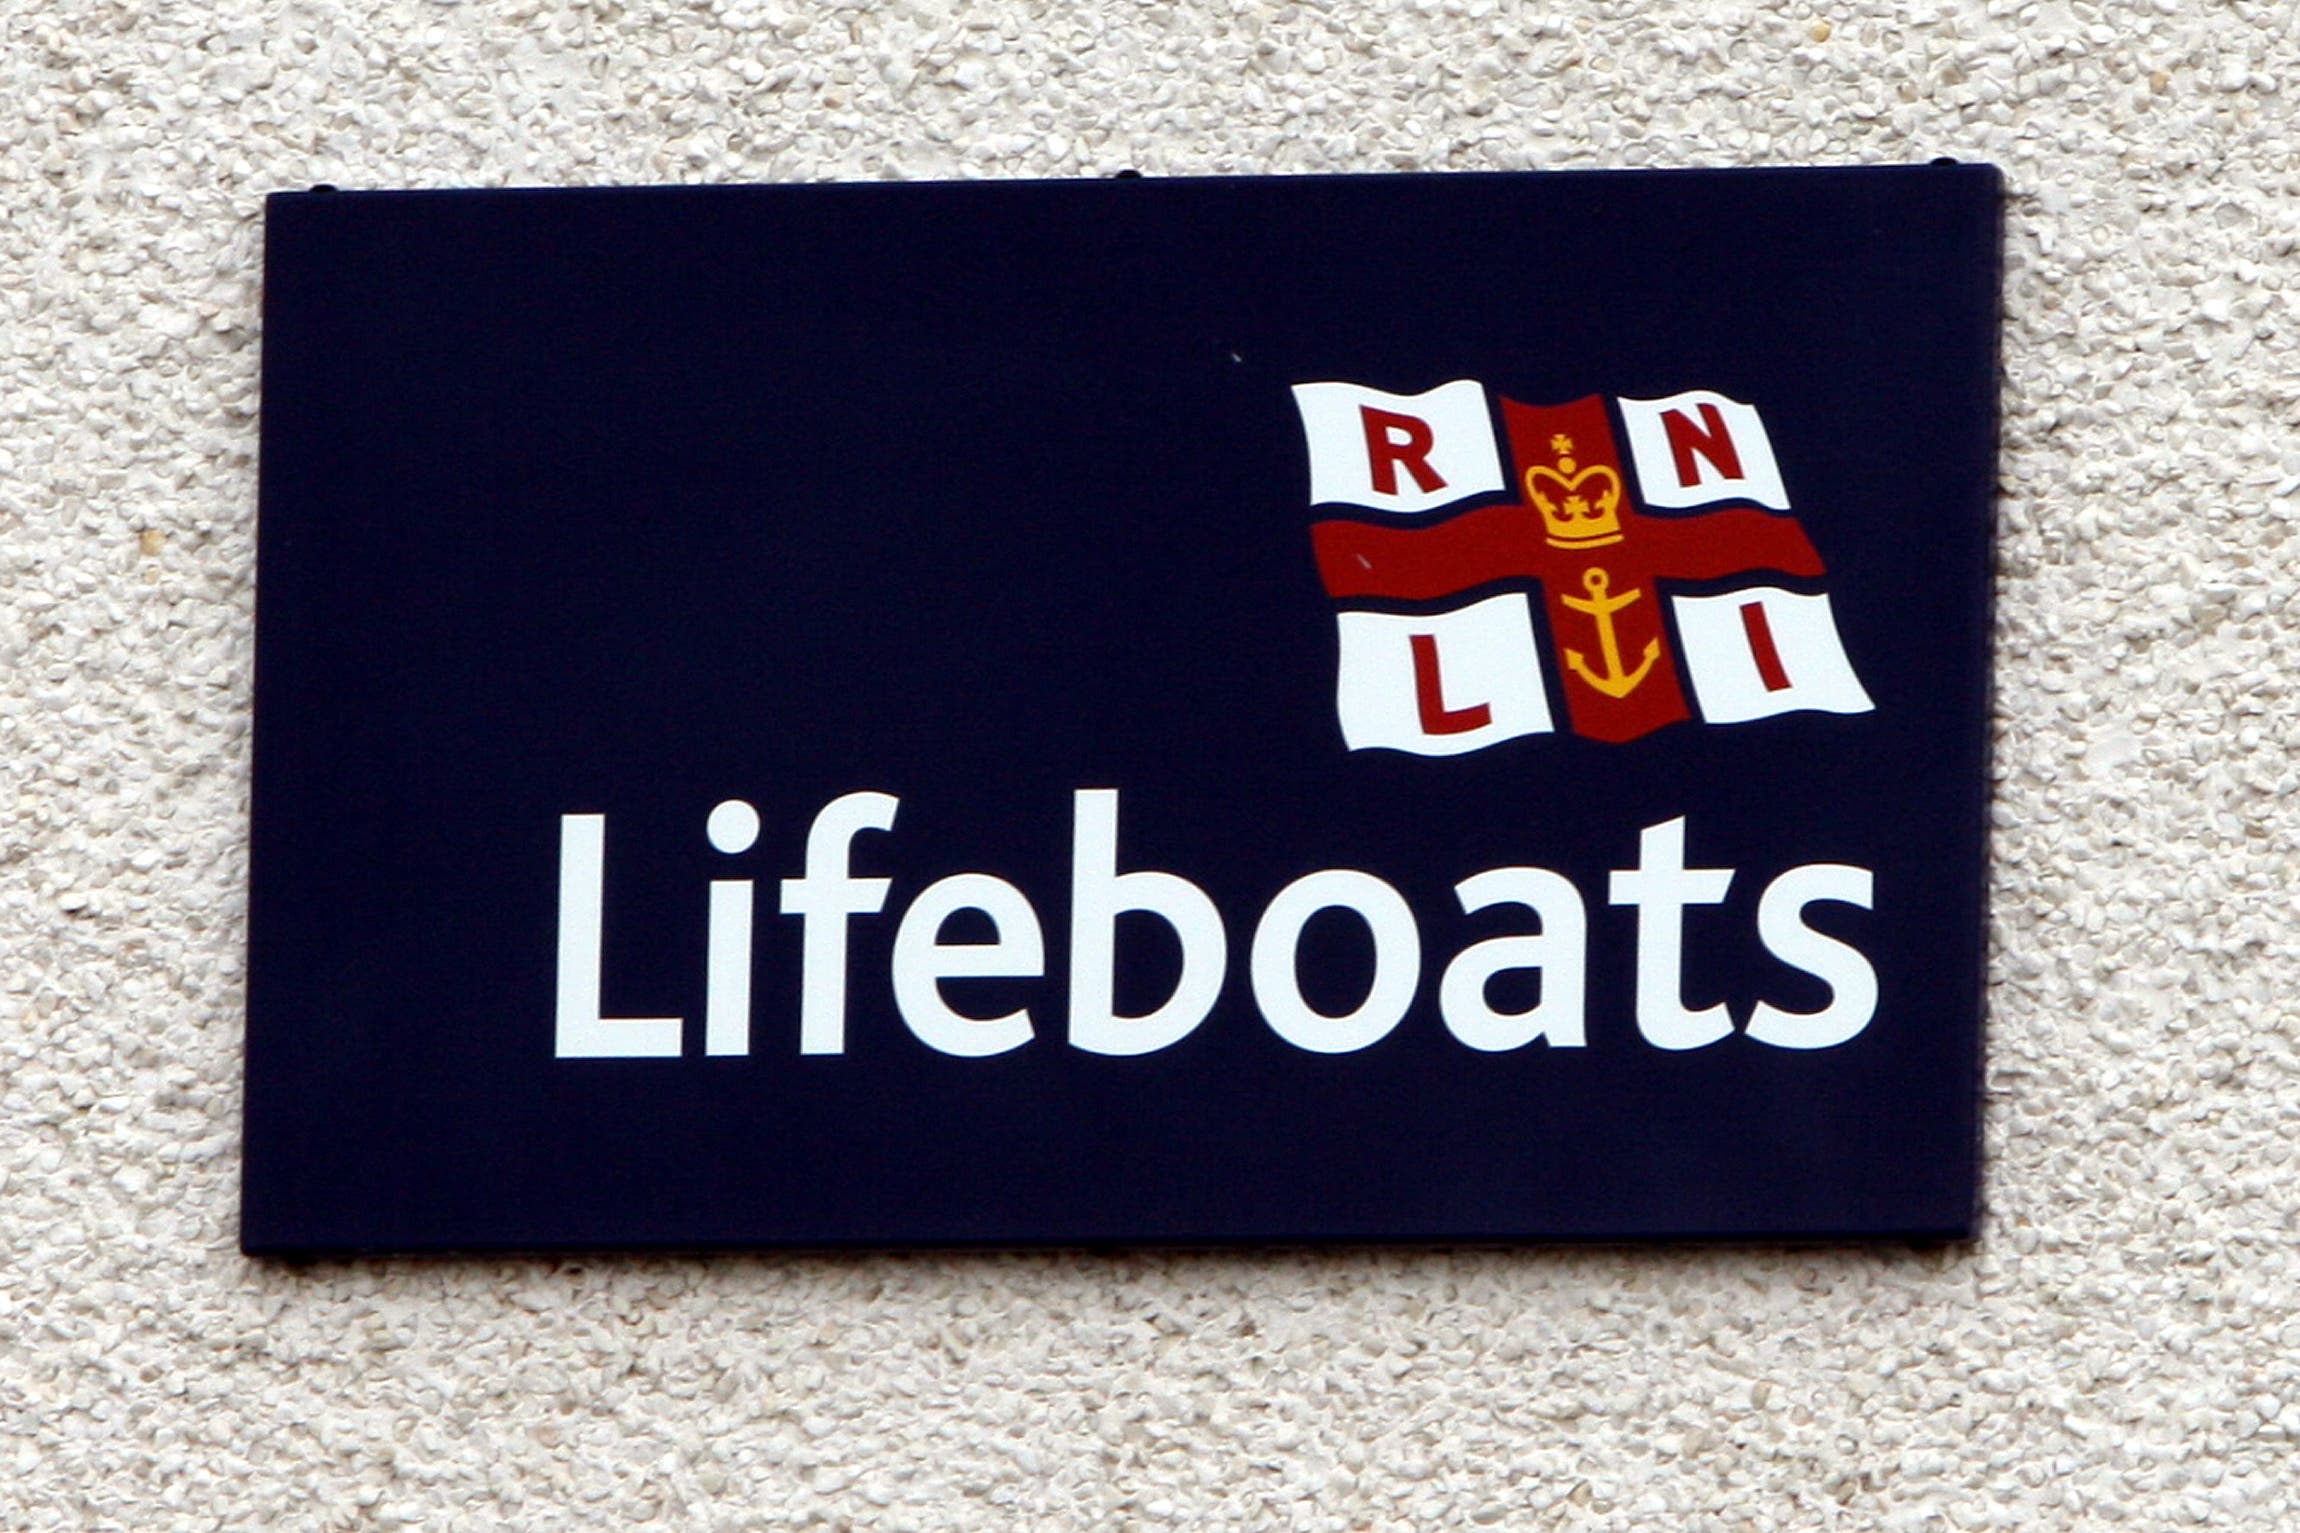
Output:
[3,1,2298,1528]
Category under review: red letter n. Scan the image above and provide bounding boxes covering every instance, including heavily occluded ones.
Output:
[1361,406,1446,496]
[1663,402,1744,488]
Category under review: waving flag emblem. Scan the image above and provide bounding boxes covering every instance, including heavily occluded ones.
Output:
[1300,382,1874,751]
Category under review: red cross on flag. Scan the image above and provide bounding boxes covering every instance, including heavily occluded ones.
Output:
[1298,381,1874,750]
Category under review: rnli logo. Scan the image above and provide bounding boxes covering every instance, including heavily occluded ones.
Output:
[1296,383,1874,752]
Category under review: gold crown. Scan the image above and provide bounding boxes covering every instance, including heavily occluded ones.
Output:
[1525,434,1623,549]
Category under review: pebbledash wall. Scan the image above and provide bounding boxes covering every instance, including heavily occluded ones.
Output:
[0,1,2293,1527]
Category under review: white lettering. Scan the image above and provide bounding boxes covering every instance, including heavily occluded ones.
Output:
[1608,816,1736,1051]
[1251,870,1419,1054]
[704,799,760,1057]
[1067,788,1227,1056]
[1747,864,1877,1049]
[778,791,900,1056]
[893,873,1042,1057]
[554,814,683,1058]
[1439,867,1587,1050]
[556,796,1880,1066]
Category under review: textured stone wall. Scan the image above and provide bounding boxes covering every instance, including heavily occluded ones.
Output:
[3,1,2295,1526]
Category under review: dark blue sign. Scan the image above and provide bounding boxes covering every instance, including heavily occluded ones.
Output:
[245,167,2000,1253]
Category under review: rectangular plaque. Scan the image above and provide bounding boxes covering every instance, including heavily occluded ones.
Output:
[245,166,2000,1252]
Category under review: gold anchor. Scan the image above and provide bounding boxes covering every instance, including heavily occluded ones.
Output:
[1560,567,1659,699]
